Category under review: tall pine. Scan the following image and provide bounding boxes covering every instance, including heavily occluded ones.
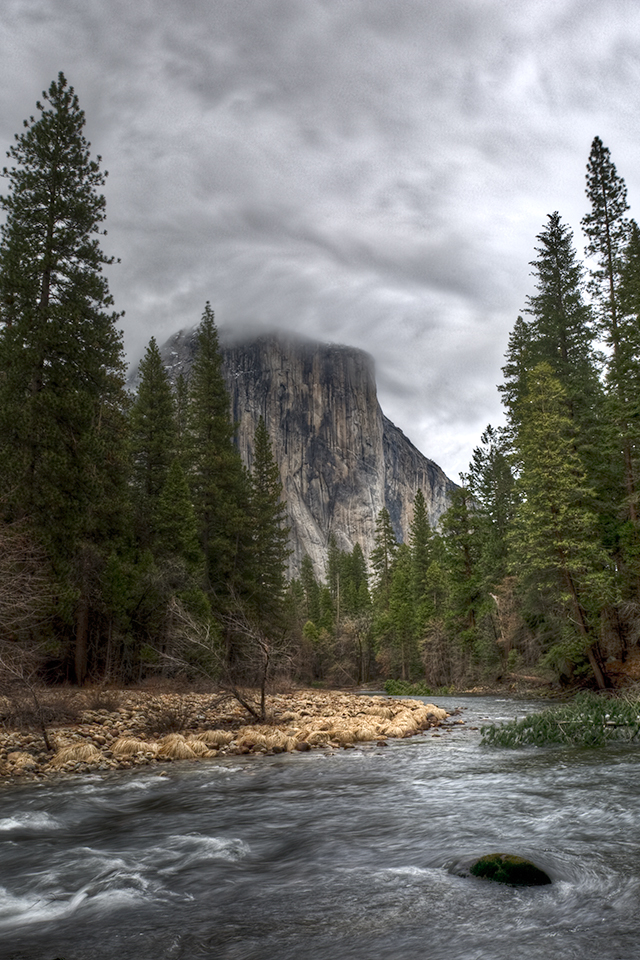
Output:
[582,137,638,534]
[186,303,251,611]
[248,415,291,630]
[0,74,128,681]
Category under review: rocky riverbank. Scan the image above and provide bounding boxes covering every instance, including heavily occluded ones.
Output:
[0,689,452,786]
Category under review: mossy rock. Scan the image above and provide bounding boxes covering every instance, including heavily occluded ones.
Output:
[470,853,551,886]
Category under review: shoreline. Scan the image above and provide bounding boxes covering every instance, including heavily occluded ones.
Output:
[0,688,454,788]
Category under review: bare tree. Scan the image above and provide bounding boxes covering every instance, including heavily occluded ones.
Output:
[0,520,56,643]
[156,595,292,722]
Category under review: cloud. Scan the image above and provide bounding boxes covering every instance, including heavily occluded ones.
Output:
[2,0,640,478]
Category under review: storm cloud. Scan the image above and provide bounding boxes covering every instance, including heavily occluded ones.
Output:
[2,0,640,477]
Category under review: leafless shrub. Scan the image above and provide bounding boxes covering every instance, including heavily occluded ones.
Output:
[83,686,122,713]
[0,520,57,643]
[154,596,293,723]
[147,698,198,736]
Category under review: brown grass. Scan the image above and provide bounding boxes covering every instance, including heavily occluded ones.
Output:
[156,734,197,759]
[51,742,102,767]
[193,729,235,746]
[112,738,157,757]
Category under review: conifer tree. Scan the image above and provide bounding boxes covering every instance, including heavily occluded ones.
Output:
[466,425,516,589]
[156,459,203,571]
[387,543,417,679]
[300,554,322,624]
[129,337,177,547]
[0,74,128,681]
[582,137,638,530]
[186,303,251,609]
[408,489,432,596]
[439,486,482,635]
[499,316,534,436]
[370,508,398,608]
[248,415,291,628]
[582,136,631,353]
[509,363,613,688]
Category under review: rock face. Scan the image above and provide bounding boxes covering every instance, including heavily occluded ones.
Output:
[159,328,456,577]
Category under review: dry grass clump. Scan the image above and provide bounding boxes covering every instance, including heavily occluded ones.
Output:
[156,733,197,760]
[51,742,102,767]
[370,707,396,721]
[235,726,297,752]
[193,729,235,746]
[112,738,157,758]
[185,738,213,757]
[7,752,38,768]
[300,729,334,746]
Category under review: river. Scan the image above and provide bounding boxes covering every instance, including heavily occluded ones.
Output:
[1,695,640,960]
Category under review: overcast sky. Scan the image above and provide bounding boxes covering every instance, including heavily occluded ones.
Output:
[2,0,640,479]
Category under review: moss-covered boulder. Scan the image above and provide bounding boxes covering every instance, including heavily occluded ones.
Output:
[470,853,551,886]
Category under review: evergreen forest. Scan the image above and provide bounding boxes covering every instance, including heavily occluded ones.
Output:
[2,76,639,698]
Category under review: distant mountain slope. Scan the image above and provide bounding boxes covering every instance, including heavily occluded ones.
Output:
[155,328,457,577]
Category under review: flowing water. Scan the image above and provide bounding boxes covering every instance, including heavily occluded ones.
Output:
[1,695,640,960]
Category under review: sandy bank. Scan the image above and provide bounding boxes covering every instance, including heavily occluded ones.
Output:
[0,689,453,786]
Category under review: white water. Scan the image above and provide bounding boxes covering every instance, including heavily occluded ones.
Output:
[1,696,639,959]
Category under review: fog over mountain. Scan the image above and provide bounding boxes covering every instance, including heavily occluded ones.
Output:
[3,0,640,477]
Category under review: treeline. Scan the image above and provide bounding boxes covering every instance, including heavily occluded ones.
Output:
[3,76,638,695]
[306,136,640,691]
[0,76,290,701]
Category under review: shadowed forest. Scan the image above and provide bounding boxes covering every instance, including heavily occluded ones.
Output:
[1,75,640,705]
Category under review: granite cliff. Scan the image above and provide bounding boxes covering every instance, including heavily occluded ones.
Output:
[158,329,456,577]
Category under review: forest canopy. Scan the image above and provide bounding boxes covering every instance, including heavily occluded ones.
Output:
[0,77,638,695]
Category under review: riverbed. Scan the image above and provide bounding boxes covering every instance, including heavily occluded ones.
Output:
[2,695,639,960]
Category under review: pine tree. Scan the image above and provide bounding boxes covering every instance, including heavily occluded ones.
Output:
[582,136,631,355]
[526,213,602,423]
[466,425,516,589]
[186,303,251,609]
[156,459,203,571]
[370,508,398,608]
[387,543,417,680]
[129,337,177,547]
[509,362,613,688]
[582,137,637,530]
[300,554,322,624]
[408,489,432,596]
[439,486,482,636]
[0,74,128,681]
[499,316,534,436]
[248,415,291,628]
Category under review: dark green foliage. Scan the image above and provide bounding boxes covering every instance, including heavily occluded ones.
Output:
[156,459,203,570]
[383,679,452,696]
[466,425,515,589]
[481,693,640,748]
[582,136,630,344]
[582,138,639,540]
[186,303,252,607]
[508,363,612,687]
[0,73,128,557]
[129,337,178,548]
[370,508,398,607]
[0,74,129,682]
[247,416,291,628]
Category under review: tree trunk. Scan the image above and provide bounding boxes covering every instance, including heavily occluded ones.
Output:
[75,593,89,685]
[563,569,610,690]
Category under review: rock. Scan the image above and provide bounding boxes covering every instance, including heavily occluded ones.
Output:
[153,330,456,577]
[469,853,552,886]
